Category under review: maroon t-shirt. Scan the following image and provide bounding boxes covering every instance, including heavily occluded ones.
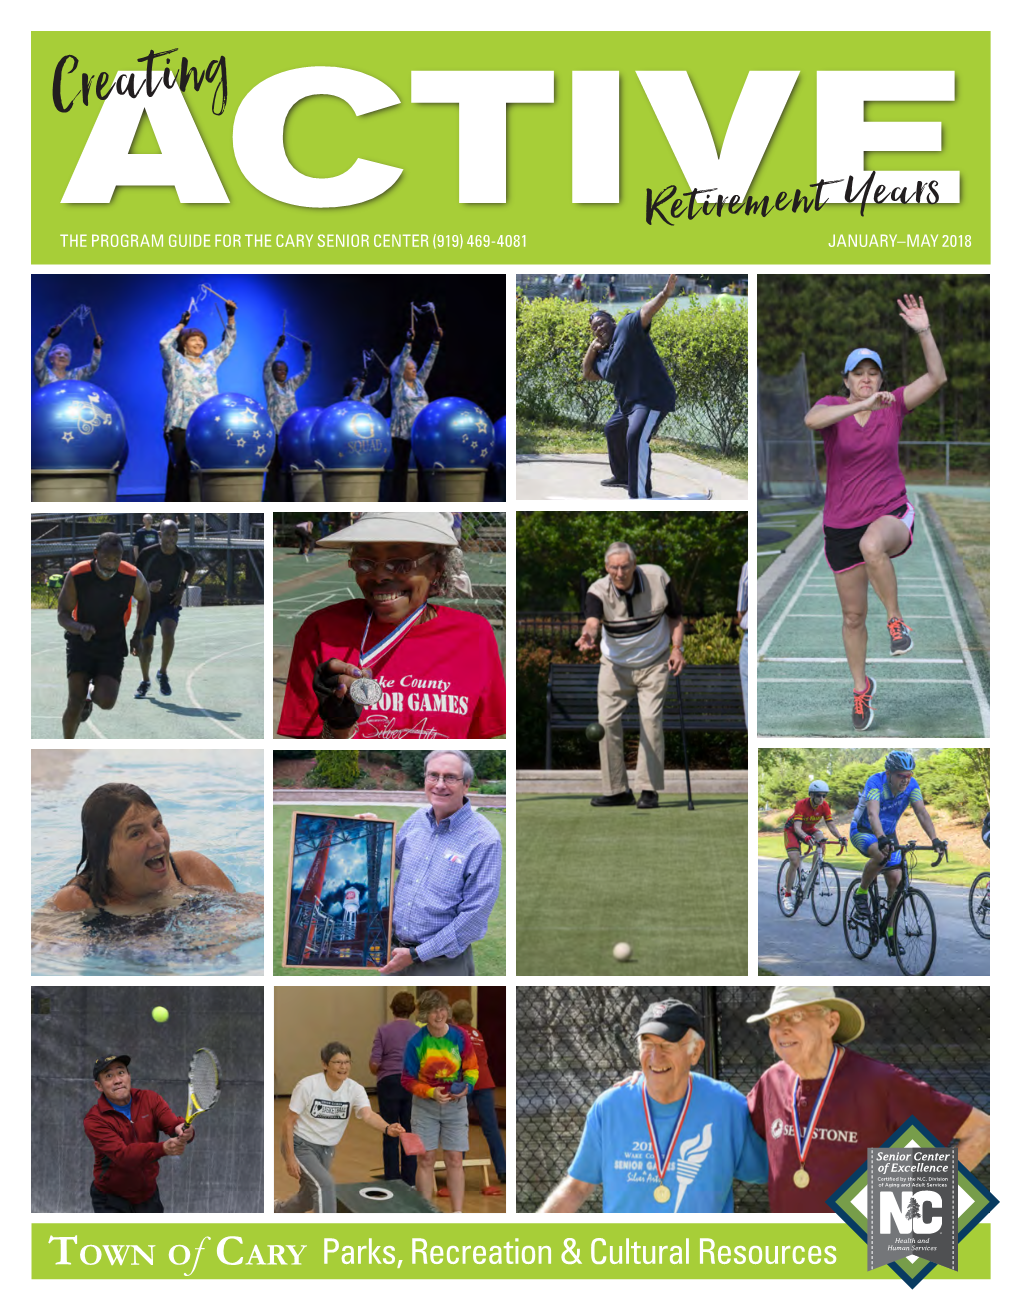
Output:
[747,1048,972,1213]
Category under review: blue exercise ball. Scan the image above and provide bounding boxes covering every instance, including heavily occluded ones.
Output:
[279,407,323,468]
[185,393,276,469]
[31,381,126,470]
[311,401,390,470]
[118,436,130,472]
[411,397,494,471]
[492,415,506,470]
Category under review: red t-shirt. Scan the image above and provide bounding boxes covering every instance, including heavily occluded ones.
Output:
[747,1048,972,1213]
[277,600,506,740]
[785,798,832,835]
[816,387,909,529]
[456,1022,495,1091]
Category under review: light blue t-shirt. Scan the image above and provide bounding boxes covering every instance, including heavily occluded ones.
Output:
[569,1072,767,1213]
[850,772,923,836]
[104,1098,132,1120]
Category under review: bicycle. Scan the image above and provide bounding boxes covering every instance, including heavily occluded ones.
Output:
[841,838,944,976]
[777,837,844,926]
[968,872,990,939]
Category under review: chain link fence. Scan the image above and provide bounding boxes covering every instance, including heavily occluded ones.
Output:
[516,985,989,1213]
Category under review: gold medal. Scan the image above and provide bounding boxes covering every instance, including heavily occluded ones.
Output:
[793,1168,810,1189]
[653,1184,671,1203]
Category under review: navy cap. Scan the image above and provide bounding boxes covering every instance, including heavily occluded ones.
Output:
[637,999,702,1042]
[93,1054,131,1080]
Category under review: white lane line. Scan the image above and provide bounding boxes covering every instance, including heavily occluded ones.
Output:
[758,677,970,684]
[185,638,265,739]
[919,498,990,734]
[758,548,824,658]
[762,656,964,664]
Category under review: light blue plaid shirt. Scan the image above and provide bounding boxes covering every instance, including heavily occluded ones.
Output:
[393,800,502,961]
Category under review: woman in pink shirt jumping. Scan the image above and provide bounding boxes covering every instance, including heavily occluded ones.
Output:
[803,295,947,731]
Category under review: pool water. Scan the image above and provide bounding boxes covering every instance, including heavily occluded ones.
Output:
[31,750,264,976]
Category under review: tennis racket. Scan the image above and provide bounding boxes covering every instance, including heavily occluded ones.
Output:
[185,1047,221,1125]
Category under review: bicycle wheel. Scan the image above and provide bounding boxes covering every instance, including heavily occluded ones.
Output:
[842,877,873,959]
[892,888,937,976]
[777,860,801,917]
[968,874,990,939]
[811,863,841,926]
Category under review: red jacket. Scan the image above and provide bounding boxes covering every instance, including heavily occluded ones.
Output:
[455,1023,495,1091]
[84,1088,186,1202]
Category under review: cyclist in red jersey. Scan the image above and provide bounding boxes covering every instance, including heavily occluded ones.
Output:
[782,779,846,907]
[803,295,947,731]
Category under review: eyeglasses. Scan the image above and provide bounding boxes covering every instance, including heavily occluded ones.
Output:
[425,772,464,784]
[765,1008,827,1028]
[348,553,436,577]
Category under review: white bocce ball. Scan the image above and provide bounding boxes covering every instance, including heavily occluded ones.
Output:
[613,942,632,962]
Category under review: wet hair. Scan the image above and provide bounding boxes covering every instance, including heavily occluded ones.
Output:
[178,328,208,352]
[390,991,416,1018]
[69,783,160,907]
[320,1041,352,1065]
[417,989,451,1020]
[94,532,124,556]
[450,999,474,1025]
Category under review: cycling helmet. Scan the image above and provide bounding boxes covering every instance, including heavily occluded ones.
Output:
[807,780,830,795]
[885,750,915,773]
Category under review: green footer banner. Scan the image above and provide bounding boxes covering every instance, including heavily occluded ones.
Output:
[33,1223,990,1280]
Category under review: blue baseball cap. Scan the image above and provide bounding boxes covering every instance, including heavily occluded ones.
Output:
[844,348,883,374]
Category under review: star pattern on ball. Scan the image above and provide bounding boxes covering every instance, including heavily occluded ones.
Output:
[241,407,258,422]
[62,433,75,443]
[471,441,478,449]
[473,418,488,433]
[236,436,247,448]
[255,445,266,456]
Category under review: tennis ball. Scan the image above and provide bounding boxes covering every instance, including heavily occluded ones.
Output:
[151,1006,169,1023]
[585,722,606,742]
[613,942,632,962]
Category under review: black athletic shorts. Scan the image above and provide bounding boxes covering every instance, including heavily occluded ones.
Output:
[823,502,915,574]
[65,637,125,683]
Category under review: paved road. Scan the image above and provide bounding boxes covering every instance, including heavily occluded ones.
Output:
[757,857,989,977]
[515,452,747,500]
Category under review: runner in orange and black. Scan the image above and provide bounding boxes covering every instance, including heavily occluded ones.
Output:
[57,533,151,738]
[782,780,846,909]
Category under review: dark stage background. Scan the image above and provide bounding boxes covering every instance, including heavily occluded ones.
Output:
[31,985,264,1213]
[32,273,506,498]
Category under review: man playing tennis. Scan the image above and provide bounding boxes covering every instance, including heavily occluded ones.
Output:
[84,1054,194,1213]
[276,1042,404,1213]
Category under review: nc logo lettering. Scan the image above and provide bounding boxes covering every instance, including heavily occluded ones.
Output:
[879,1190,943,1235]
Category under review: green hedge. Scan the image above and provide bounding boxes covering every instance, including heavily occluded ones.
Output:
[516,296,748,453]
[304,750,361,788]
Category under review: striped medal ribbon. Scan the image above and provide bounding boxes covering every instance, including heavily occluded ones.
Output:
[641,1076,694,1204]
[350,602,429,706]
[790,1044,843,1188]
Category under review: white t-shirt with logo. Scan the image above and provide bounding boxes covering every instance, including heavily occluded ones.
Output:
[289,1073,370,1147]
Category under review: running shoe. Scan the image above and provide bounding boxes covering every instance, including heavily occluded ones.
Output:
[157,670,172,696]
[79,693,93,724]
[135,680,150,699]
[851,675,876,731]
[888,617,914,655]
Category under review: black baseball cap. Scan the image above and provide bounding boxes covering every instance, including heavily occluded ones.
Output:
[637,1000,702,1042]
[93,1054,131,1080]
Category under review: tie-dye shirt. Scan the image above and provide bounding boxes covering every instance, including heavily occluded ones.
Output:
[389,341,439,442]
[159,323,236,430]
[34,342,101,387]
[263,343,313,433]
[401,1024,479,1100]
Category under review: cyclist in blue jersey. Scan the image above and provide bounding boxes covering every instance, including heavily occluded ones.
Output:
[848,750,946,950]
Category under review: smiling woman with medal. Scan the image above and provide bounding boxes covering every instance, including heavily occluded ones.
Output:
[746,986,991,1213]
[537,1000,767,1214]
[276,512,506,740]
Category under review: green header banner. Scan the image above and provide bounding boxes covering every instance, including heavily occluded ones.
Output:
[33,1221,990,1280]
[31,31,990,264]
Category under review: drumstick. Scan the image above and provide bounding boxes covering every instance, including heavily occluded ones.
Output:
[200,283,231,303]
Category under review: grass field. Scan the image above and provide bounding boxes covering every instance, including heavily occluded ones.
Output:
[923,494,990,617]
[756,832,987,886]
[520,420,748,480]
[517,794,748,975]
[273,803,506,977]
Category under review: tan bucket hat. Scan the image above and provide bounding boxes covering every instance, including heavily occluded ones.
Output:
[746,986,865,1044]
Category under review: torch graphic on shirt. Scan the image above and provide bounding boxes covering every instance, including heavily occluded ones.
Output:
[672,1124,713,1212]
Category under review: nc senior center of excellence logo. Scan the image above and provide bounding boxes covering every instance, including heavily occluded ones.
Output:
[827,1117,997,1288]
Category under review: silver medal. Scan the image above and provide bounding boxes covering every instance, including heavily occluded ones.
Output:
[349,677,383,707]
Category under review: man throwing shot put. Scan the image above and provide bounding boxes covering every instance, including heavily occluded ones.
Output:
[84,1054,194,1213]
[746,986,990,1213]
[275,1042,404,1213]
[577,542,684,810]
[57,532,150,738]
[582,273,678,498]
[135,519,197,699]
[538,1000,767,1213]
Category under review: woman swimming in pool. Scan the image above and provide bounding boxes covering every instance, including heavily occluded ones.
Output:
[50,782,236,914]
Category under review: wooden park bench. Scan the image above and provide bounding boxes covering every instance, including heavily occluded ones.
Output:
[545,663,745,809]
